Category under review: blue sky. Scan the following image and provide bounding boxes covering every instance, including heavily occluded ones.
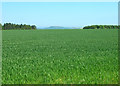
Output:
[2,2,118,27]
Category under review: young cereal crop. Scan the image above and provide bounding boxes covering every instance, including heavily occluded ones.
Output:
[2,29,118,84]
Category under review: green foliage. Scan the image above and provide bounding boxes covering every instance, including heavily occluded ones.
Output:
[83,25,118,29]
[0,23,2,30]
[2,29,118,84]
[2,23,36,30]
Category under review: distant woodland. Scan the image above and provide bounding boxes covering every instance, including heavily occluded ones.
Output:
[83,25,119,29]
[0,23,119,30]
[0,23,36,30]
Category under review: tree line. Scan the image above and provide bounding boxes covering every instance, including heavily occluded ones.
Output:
[83,25,119,29]
[0,23,119,30]
[1,23,36,30]
[0,23,2,30]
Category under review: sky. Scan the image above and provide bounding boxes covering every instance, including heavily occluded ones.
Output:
[2,2,118,28]
[1,0,120,2]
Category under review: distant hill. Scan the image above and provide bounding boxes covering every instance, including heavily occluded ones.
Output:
[38,26,81,29]
[45,26,73,29]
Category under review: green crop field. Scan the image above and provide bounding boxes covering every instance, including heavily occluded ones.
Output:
[2,29,118,84]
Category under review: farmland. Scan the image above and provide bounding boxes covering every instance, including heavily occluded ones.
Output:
[2,29,118,84]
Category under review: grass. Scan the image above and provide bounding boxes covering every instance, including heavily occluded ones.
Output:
[2,29,118,84]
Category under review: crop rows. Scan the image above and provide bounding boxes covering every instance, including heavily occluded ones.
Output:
[2,29,118,84]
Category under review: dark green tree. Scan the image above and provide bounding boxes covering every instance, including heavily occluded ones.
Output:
[2,23,37,30]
